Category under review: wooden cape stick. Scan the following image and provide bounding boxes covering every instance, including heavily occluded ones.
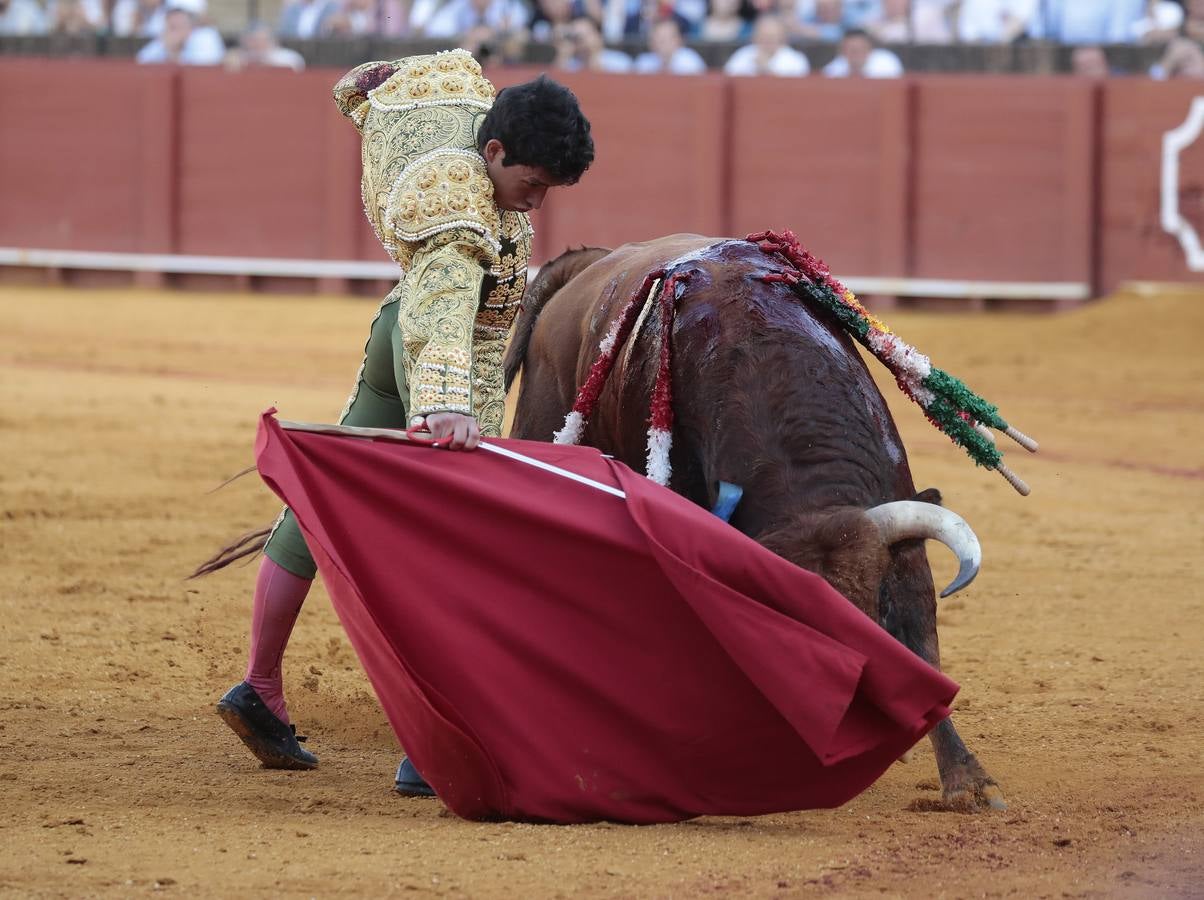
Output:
[277,419,627,500]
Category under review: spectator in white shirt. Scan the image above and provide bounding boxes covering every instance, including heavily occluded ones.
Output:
[277,0,337,38]
[724,14,810,76]
[957,0,1036,43]
[0,0,48,33]
[636,17,707,72]
[823,28,903,76]
[556,15,634,71]
[911,0,956,41]
[867,0,958,43]
[412,0,529,38]
[137,0,224,64]
[225,22,305,69]
[1028,0,1144,44]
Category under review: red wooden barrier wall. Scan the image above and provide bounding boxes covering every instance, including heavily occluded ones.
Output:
[910,77,1096,284]
[175,68,356,261]
[5,58,1204,295]
[727,78,910,278]
[0,60,175,254]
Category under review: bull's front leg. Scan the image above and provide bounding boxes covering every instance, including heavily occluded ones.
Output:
[926,719,1006,811]
[879,544,1006,811]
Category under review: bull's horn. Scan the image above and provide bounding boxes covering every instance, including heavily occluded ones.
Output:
[865,501,982,599]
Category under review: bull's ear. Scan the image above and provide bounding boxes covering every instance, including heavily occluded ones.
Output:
[911,487,943,506]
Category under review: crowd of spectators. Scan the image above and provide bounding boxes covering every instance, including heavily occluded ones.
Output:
[3,0,1204,79]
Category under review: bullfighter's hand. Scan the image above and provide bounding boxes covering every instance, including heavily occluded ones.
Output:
[411,412,481,451]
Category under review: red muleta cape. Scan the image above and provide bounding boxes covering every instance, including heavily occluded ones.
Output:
[254,411,956,824]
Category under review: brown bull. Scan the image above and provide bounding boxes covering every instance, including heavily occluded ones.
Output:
[504,234,1006,811]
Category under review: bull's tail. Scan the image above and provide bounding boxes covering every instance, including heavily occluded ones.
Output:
[504,245,610,392]
[189,526,272,578]
[189,466,273,579]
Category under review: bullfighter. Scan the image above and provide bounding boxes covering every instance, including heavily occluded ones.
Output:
[211,51,595,787]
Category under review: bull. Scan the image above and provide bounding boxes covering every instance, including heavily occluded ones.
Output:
[504,233,1010,811]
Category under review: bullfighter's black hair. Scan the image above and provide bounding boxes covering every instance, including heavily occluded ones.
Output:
[477,76,595,184]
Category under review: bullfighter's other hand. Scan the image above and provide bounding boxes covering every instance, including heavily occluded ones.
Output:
[410,412,481,451]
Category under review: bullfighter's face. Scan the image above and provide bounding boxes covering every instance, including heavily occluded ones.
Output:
[482,139,564,213]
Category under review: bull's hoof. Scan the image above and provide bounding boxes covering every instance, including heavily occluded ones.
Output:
[981,784,1008,810]
[908,754,1007,812]
[938,749,1007,811]
[941,774,1007,812]
[907,782,1006,813]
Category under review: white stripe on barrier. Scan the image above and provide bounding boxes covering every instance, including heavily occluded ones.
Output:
[0,247,401,279]
[840,276,1089,300]
[0,246,1090,299]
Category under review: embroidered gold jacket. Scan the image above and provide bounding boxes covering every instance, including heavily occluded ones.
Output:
[333,50,532,437]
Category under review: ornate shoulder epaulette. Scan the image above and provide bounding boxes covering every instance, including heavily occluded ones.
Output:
[368,50,495,116]
[386,149,503,269]
[333,60,399,131]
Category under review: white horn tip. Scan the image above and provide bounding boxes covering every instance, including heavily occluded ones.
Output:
[940,559,979,598]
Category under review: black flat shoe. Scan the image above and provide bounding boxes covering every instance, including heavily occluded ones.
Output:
[216,682,318,770]
[394,756,435,797]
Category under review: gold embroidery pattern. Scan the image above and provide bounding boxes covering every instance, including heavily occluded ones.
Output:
[398,230,493,419]
[333,59,403,131]
[360,107,484,263]
[471,335,507,437]
[335,52,532,437]
[368,50,493,115]
[387,150,502,268]
[345,51,492,265]
[395,218,531,435]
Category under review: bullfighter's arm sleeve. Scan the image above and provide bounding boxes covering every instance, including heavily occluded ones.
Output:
[396,228,497,419]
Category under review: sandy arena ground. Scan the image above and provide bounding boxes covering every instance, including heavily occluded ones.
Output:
[0,282,1201,898]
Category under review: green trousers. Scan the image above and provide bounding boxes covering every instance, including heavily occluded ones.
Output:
[264,287,407,580]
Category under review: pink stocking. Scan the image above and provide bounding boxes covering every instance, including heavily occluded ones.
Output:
[244,557,311,724]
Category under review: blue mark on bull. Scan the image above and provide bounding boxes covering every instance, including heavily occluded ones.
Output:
[710,482,743,523]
